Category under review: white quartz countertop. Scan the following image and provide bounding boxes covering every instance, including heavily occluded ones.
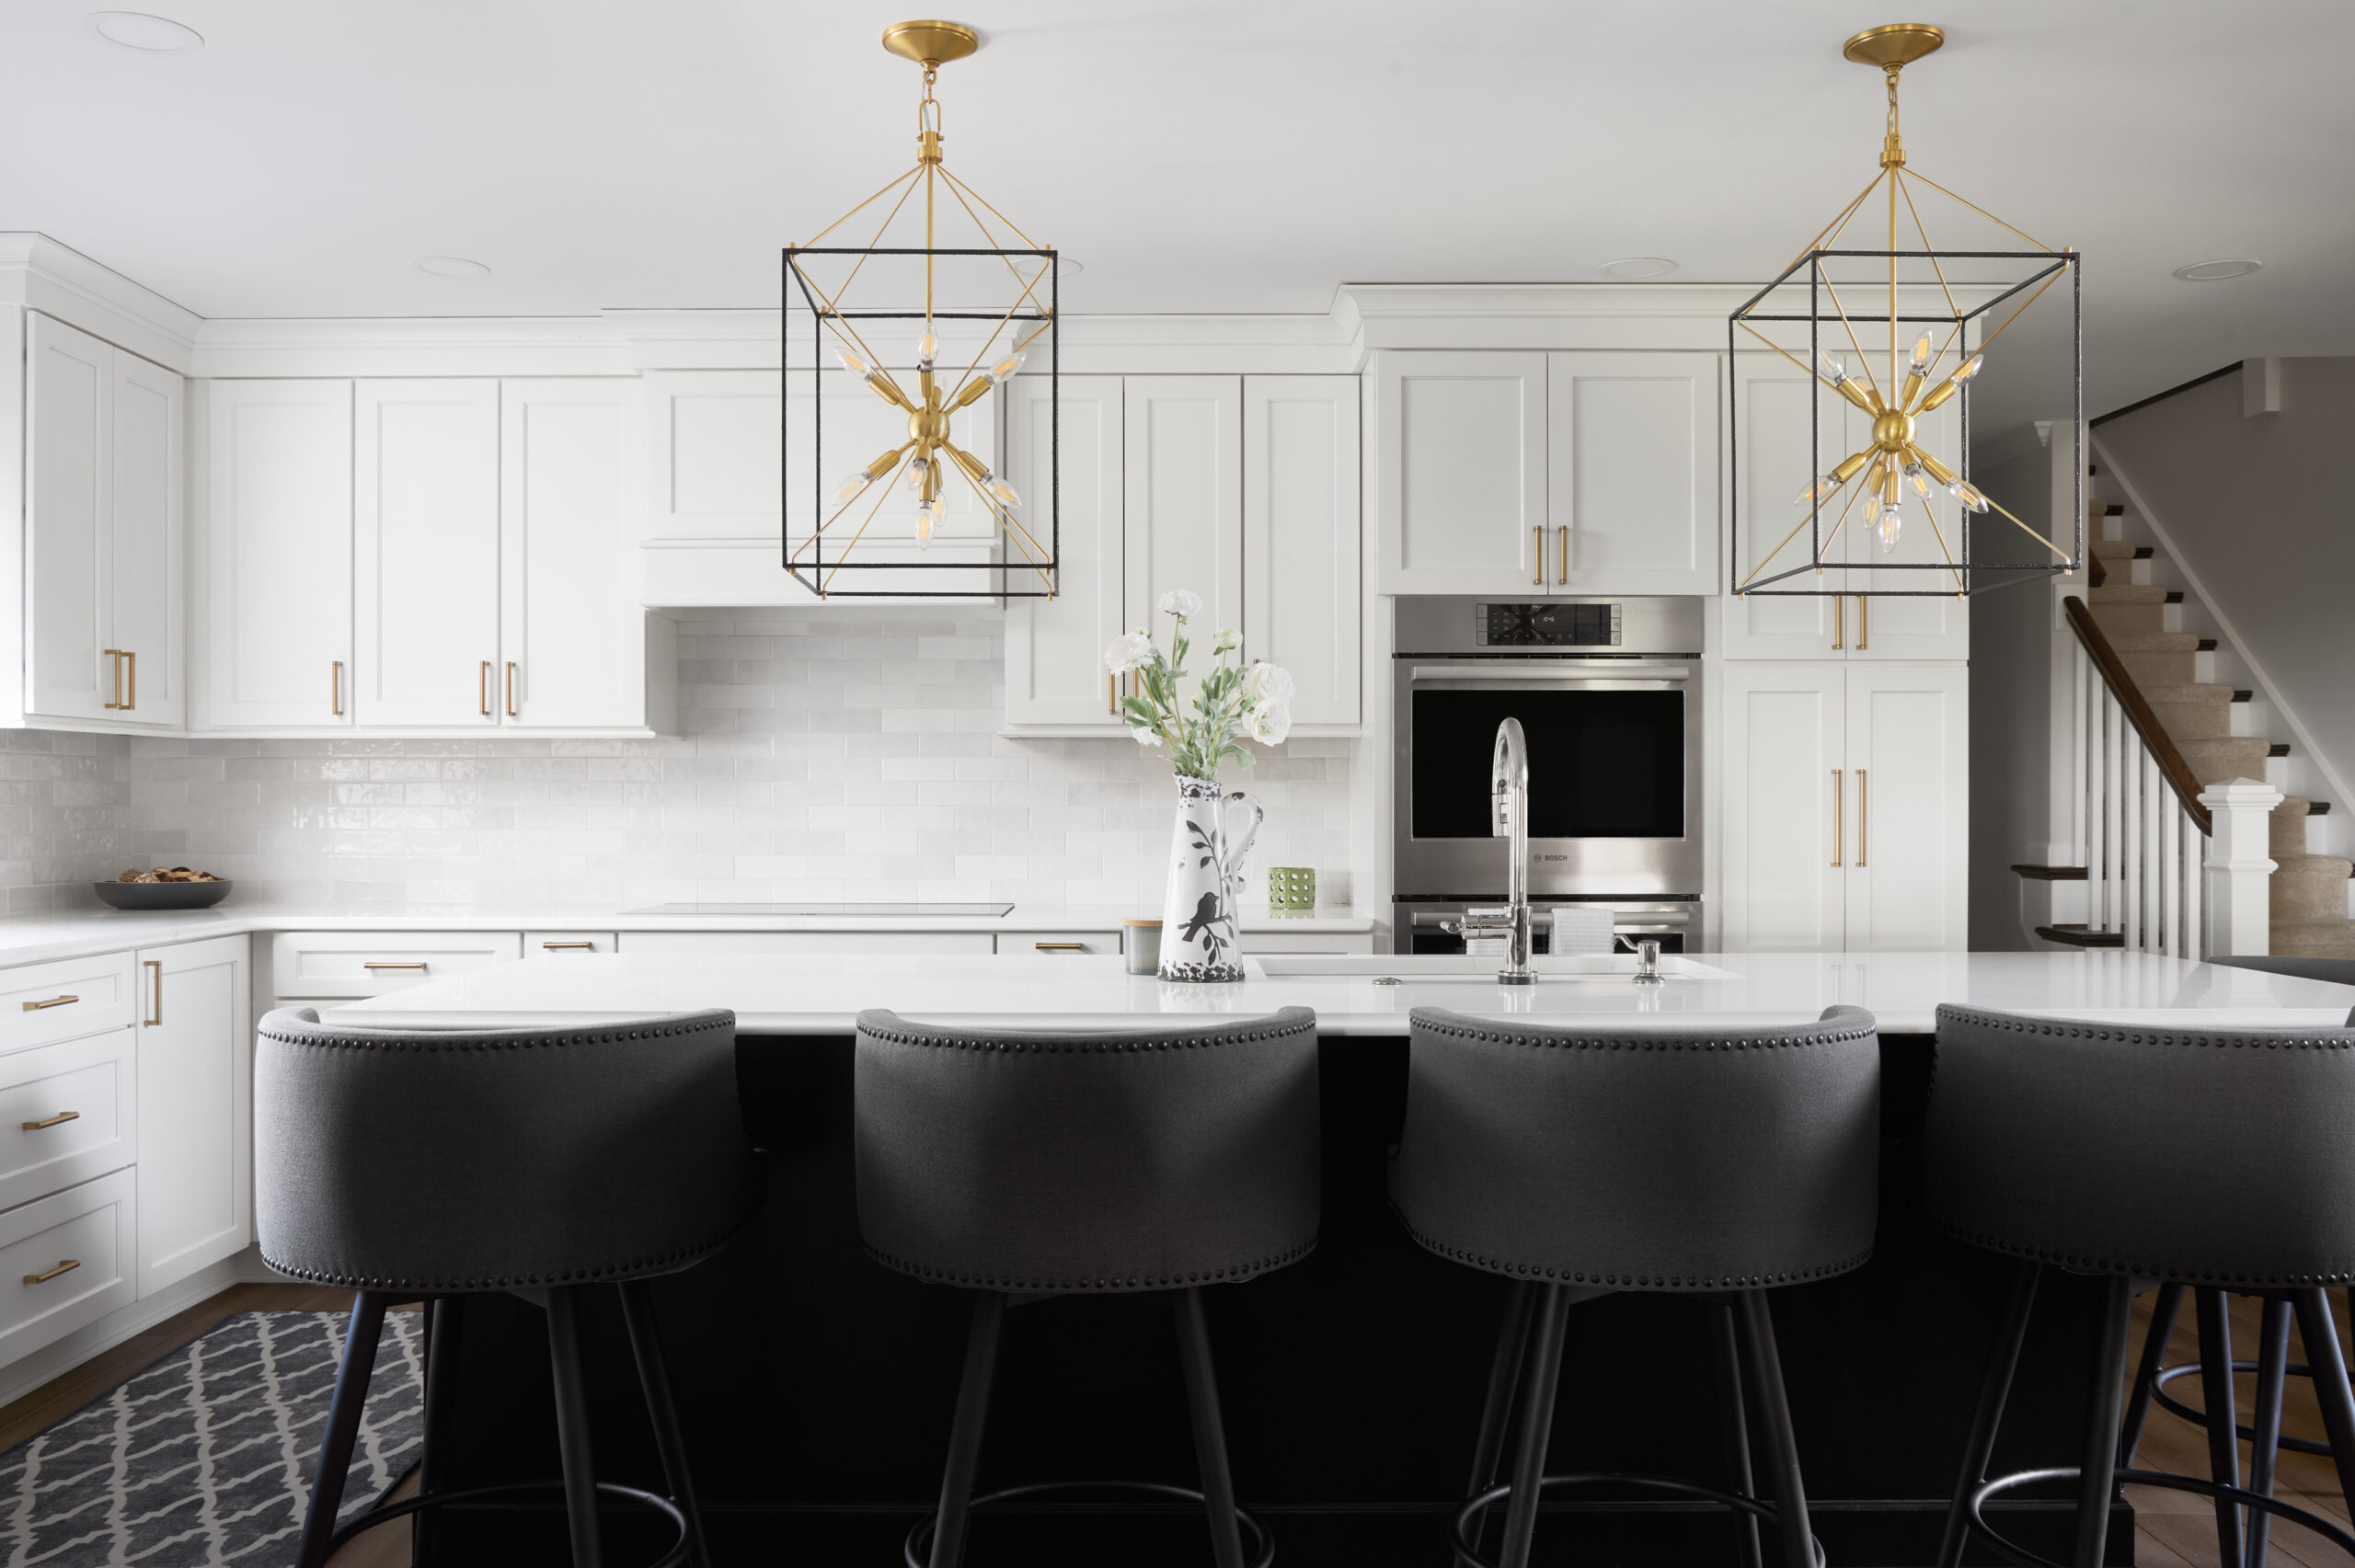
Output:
[324,950,2355,1036]
[0,904,1373,967]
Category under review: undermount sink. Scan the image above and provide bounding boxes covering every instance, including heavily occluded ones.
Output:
[1247,954,1737,983]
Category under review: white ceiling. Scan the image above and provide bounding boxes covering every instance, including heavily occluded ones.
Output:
[3,0,2349,419]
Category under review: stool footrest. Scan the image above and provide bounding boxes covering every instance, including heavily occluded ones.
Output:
[329,1477,692,1568]
[902,1478,1272,1568]
[2152,1356,2336,1456]
[1963,1463,2355,1568]
[1452,1471,1824,1568]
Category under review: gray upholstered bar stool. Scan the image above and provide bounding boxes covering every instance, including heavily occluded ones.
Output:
[255,1006,763,1568]
[1390,1004,1881,1568]
[854,1006,1320,1568]
[1926,1003,2355,1568]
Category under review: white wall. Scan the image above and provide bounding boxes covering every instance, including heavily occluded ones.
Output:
[1966,447,2058,951]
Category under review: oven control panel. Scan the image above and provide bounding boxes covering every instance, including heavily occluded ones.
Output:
[1474,602,1622,647]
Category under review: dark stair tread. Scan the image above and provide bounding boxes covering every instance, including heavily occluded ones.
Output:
[2038,924,2125,948]
[2233,690,2254,702]
[2164,590,2185,603]
[2198,637,2219,651]
[2269,742,2292,757]
[2315,802,2334,816]
[2104,502,2125,515]
[2012,864,2090,880]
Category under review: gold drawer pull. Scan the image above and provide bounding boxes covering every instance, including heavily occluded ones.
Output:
[1034,942,1087,952]
[103,649,124,709]
[21,995,78,1012]
[24,1259,80,1286]
[21,1110,81,1130]
[542,942,595,951]
[362,961,429,971]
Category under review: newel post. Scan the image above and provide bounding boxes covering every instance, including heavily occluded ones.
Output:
[2199,777,2282,957]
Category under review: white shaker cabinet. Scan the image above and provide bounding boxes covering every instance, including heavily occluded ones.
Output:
[1003,375,1128,727]
[199,380,354,727]
[1125,375,1244,639]
[1718,661,1967,951]
[501,379,647,728]
[354,380,501,727]
[1375,351,1546,595]
[1243,375,1361,727]
[132,934,250,1298]
[25,313,184,728]
[1545,352,1717,595]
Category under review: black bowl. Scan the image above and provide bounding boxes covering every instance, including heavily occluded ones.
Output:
[94,879,233,910]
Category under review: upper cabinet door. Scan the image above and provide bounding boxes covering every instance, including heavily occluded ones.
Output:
[1844,663,1969,950]
[1722,354,1852,658]
[1717,661,1848,952]
[25,315,111,723]
[1375,350,1547,595]
[647,370,779,541]
[354,380,501,727]
[1003,375,1127,727]
[1841,393,1970,659]
[501,379,647,729]
[1125,375,1243,640]
[1546,351,1717,594]
[109,350,185,727]
[201,381,353,727]
[1243,375,1360,727]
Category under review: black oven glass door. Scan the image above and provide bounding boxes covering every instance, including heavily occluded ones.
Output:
[1411,688,1685,840]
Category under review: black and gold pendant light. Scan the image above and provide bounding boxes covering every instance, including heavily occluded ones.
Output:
[1729,22,2083,600]
[784,19,1057,598]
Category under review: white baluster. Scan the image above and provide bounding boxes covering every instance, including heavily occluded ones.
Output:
[2159,784,2178,956]
[2183,807,2203,957]
[2073,646,2090,870]
[2122,725,2141,951]
[2144,753,2163,952]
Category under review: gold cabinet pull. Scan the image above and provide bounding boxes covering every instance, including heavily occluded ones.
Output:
[480,660,493,718]
[505,661,520,718]
[331,660,344,716]
[21,1110,80,1130]
[103,650,123,709]
[1108,672,1116,715]
[1831,770,1844,866]
[1855,770,1867,866]
[144,960,160,1026]
[541,941,595,951]
[362,961,429,970]
[1831,598,1844,650]
[1857,597,1869,651]
[23,1259,80,1286]
[1532,526,1544,587]
[1034,942,1087,952]
[1557,525,1568,586]
[124,651,135,711]
[20,995,78,1012]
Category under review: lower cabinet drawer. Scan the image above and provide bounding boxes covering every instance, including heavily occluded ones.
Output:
[1242,932,1377,955]
[270,932,523,1000]
[0,951,139,1056]
[1001,931,1119,956]
[525,932,619,956]
[0,1168,136,1367]
[617,932,995,956]
[0,1029,134,1213]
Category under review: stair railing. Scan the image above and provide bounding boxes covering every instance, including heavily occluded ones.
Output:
[2062,595,2209,956]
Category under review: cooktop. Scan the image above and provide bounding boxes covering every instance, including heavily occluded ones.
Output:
[623,902,1015,917]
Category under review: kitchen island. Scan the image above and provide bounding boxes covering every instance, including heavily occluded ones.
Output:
[329,952,2355,1568]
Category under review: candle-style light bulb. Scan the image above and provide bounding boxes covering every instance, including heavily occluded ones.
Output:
[903,453,931,490]
[914,497,941,544]
[1878,503,1905,552]
[985,349,1026,386]
[834,470,874,504]
[987,475,1021,511]
[915,330,938,367]
[1905,461,1932,498]
[1948,479,1992,513]
[1908,331,1935,377]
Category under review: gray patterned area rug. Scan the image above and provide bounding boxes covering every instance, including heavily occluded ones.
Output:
[0,1309,423,1565]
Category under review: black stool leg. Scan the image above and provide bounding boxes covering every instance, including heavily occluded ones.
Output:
[296,1290,388,1568]
[1497,1283,1572,1568]
[930,1291,1006,1568]
[415,1295,463,1567]
[619,1280,711,1568]
[1937,1259,2041,1568]
[2073,1275,2135,1568]
[2195,1288,2246,1568]
[2292,1290,2355,1514]
[546,1285,605,1568]
[1737,1290,1815,1568]
[1712,1299,1763,1568]
[1172,1287,1247,1568]
[1460,1279,1536,1568]
[2119,1281,2183,1468]
[2246,1296,2293,1568]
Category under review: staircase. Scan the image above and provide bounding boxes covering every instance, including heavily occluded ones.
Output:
[2084,474,2355,958]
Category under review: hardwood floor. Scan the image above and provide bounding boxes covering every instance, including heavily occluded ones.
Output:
[0,1283,417,1568]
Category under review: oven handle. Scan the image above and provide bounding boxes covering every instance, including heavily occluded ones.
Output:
[1407,664,1692,681]
[1409,908,1693,929]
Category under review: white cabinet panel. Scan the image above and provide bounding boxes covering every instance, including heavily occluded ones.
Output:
[1243,376,1361,727]
[134,934,250,1297]
[1841,396,1970,659]
[1719,663,1848,952]
[0,1169,136,1366]
[0,1030,135,1214]
[109,351,184,726]
[1377,351,1546,595]
[1546,352,1716,593]
[649,371,778,541]
[1125,376,1243,638]
[202,380,354,727]
[1845,664,1969,950]
[26,315,109,723]
[270,931,522,1001]
[0,951,139,1054]
[1723,355,1849,658]
[355,380,501,727]
[1004,375,1127,727]
[502,379,646,728]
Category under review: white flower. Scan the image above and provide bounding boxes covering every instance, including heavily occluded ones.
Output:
[1212,626,1241,655]
[1246,701,1292,746]
[1104,631,1154,674]
[1129,719,1164,748]
[1156,588,1203,619]
[1244,660,1295,707]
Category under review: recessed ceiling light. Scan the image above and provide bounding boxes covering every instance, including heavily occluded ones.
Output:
[1598,258,1679,280]
[1055,258,1084,278]
[2173,258,2263,282]
[418,257,492,279]
[86,11,204,52]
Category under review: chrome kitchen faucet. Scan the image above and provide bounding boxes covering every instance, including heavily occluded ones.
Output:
[1444,717,1536,985]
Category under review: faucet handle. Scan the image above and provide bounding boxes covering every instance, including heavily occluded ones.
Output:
[1632,939,1664,985]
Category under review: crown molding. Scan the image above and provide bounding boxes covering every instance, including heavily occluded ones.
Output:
[0,233,202,372]
[190,315,632,378]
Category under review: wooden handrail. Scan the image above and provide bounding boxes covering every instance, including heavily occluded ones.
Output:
[2061,594,2211,834]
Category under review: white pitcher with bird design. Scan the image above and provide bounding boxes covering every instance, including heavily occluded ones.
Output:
[1156,777,1264,982]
